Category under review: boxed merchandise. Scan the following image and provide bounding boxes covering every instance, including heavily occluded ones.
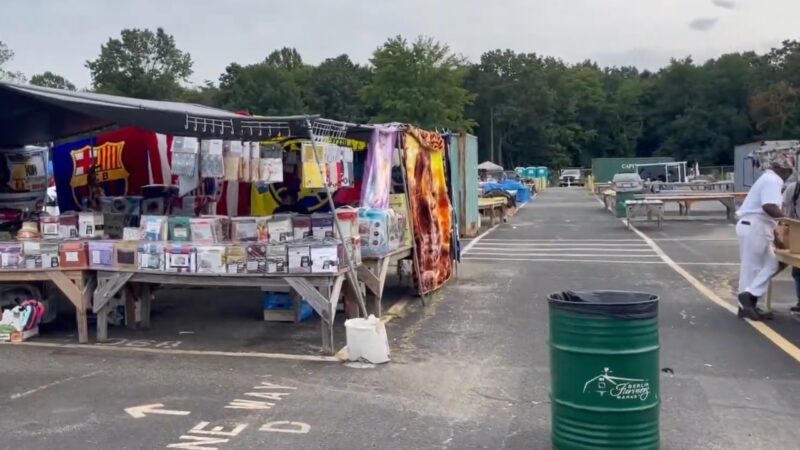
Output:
[114,241,139,270]
[292,215,312,240]
[358,208,395,256]
[0,242,23,269]
[200,215,231,241]
[100,196,142,235]
[246,244,267,274]
[195,245,226,274]
[58,213,79,239]
[190,217,223,244]
[225,244,247,274]
[103,214,127,239]
[138,243,165,271]
[262,292,314,323]
[310,240,341,273]
[343,235,362,268]
[266,244,288,274]
[223,140,242,182]
[231,217,258,242]
[23,241,59,269]
[88,240,116,269]
[40,215,59,239]
[200,139,225,178]
[79,212,104,238]
[140,215,168,241]
[59,241,88,269]
[168,216,192,242]
[171,137,199,177]
[287,242,311,274]
[260,144,284,183]
[267,214,293,243]
[389,194,412,247]
[335,207,359,239]
[311,212,335,239]
[256,217,270,242]
[301,143,325,189]
[249,142,261,181]
[123,227,141,240]
[165,244,197,273]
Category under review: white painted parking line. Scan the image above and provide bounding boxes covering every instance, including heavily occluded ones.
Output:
[462,257,666,265]
[469,242,651,247]
[470,247,656,252]
[465,252,660,258]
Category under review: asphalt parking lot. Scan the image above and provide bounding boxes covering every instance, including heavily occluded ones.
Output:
[3,187,800,449]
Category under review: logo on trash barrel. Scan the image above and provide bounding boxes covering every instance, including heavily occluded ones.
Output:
[583,367,650,401]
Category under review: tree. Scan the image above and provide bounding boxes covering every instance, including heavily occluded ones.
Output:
[29,71,76,90]
[85,27,193,99]
[362,36,475,131]
[308,55,371,122]
[0,40,25,82]
[217,61,308,116]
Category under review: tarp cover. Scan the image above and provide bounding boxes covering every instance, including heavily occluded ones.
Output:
[0,82,312,147]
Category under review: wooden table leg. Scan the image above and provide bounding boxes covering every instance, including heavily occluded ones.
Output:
[96,305,110,341]
[47,271,91,344]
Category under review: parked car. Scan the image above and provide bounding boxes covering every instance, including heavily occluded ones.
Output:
[559,168,584,186]
[611,172,644,192]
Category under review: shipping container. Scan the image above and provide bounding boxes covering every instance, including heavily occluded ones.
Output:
[448,133,480,237]
[591,157,675,183]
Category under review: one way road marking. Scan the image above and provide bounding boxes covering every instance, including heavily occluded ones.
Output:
[125,403,191,419]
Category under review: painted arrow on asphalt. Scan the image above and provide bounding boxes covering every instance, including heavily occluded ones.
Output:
[125,403,191,419]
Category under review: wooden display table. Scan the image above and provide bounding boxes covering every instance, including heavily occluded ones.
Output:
[93,270,354,355]
[358,246,414,316]
[0,270,94,344]
[479,197,507,225]
[625,199,664,229]
[634,193,744,221]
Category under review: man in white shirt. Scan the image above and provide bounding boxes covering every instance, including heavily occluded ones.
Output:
[736,160,793,320]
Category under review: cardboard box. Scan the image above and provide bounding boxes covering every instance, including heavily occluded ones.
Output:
[138,243,165,271]
[24,241,60,269]
[287,242,312,274]
[389,194,412,247]
[88,240,116,269]
[191,217,223,244]
[40,215,59,239]
[58,213,79,239]
[59,241,88,269]
[342,236,362,268]
[168,216,192,242]
[311,212,335,240]
[268,214,294,243]
[0,242,23,269]
[246,244,267,274]
[231,217,258,242]
[79,212,105,238]
[292,215,312,240]
[335,207,359,239]
[165,244,197,273]
[195,245,226,274]
[225,244,247,274]
[123,227,141,240]
[140,215,167,241]
[266,244,288,274]
[310,240,341,273]
[114,241,139,270]
[256,217,269,242]
[200,215,230,241]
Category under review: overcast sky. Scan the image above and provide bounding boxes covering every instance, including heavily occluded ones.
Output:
[1,0,797,89]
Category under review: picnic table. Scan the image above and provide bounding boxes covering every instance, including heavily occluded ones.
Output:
[358,246,413,316]
[624,199,664,229]
[634,192,746,221]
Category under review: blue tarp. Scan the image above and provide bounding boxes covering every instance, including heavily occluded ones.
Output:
[483,180,531,204]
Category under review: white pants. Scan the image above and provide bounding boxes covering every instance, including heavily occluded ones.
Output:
[736,218,778,298]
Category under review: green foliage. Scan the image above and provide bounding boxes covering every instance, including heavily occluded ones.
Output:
[362,36,475,131]
[85,28,193,100]
[29,71,76,90]
[0,40,25,82]
[308,55,371,123]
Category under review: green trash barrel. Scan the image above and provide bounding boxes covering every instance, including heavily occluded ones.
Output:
[614,191,640,218]
[548,291,660,450]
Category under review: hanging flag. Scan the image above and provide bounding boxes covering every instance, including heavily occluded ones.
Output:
[53,128,168,212]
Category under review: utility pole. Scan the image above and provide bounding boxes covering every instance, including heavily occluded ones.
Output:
[489,107,495,162]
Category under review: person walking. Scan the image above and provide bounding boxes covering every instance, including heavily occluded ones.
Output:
[736,158,793,320]
[783,178,800,312]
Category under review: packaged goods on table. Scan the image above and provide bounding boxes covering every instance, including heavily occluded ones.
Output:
[246,244,267,274]
[23,241,59,269]
[165,243,197,273]
[114,241,139,270]
[311,212,335,240]
[60,241,88,269]
[190,217,223,244]
[123,227,141,240]
[256,217,269,242]
[225,244,247,274]
[0,242,24,269]
[358,208,396,257]
[231,217,258,242]
[266,244,288,274]
[195,245,226,274]
[389,194,412,247]
[78,212,104,238]
[138,243,165,271]
[168,216,192,241]
[268,214,293,243]
[88,240,116,269]
[140,215,168,241]
[310,240,341,273]
[292,214,312,240]
[287,242,312,274]
[335,207,359,239]
[40,215,59,239]
[343,236,362,267]
[58,213,79,239]
[201,215,231,241]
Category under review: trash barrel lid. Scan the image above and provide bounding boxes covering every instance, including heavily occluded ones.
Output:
[548,290,658,320]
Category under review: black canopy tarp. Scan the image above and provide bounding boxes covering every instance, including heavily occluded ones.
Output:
[0,82,318,147]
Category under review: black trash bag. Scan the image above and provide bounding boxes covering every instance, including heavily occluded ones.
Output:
[548,290,658,320]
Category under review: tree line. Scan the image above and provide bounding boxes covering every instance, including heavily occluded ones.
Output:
[2,28,800,169]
